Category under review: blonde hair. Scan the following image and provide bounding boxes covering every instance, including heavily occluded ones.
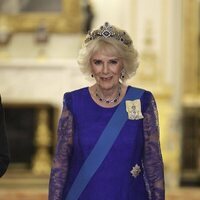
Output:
[78,28,139,81]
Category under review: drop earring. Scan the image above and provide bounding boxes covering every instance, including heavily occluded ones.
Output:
[120,68,125,79]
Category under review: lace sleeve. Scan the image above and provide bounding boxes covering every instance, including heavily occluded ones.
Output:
[143,93,165,200]
[48,94,74,200]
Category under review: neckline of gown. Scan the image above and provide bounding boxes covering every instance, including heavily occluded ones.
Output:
[86,86,130,110]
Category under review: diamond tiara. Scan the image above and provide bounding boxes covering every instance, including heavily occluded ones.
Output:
[84,22,132,47]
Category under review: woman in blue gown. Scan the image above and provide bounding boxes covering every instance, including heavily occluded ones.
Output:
[48,22,165,200]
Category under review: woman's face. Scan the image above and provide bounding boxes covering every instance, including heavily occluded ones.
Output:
[90,50,123,90]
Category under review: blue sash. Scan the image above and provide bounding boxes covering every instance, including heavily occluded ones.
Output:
[65,87,144,200]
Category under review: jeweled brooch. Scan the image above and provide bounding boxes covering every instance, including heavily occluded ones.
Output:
[130,164,141,178]
[125,100,144,120]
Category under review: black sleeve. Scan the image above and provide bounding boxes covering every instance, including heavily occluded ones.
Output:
[0,96,10,177]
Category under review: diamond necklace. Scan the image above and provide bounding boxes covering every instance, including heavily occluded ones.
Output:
[95,85,121,104]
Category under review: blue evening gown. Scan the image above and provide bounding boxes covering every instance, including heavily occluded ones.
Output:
[49,86,165,200]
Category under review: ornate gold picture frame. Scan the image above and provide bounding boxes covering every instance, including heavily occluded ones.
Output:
[0,0,82,33]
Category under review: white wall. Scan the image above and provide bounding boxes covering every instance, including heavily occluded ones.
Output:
[91,0,135,36]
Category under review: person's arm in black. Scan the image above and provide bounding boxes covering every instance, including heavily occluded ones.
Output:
[0,96,10,177]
